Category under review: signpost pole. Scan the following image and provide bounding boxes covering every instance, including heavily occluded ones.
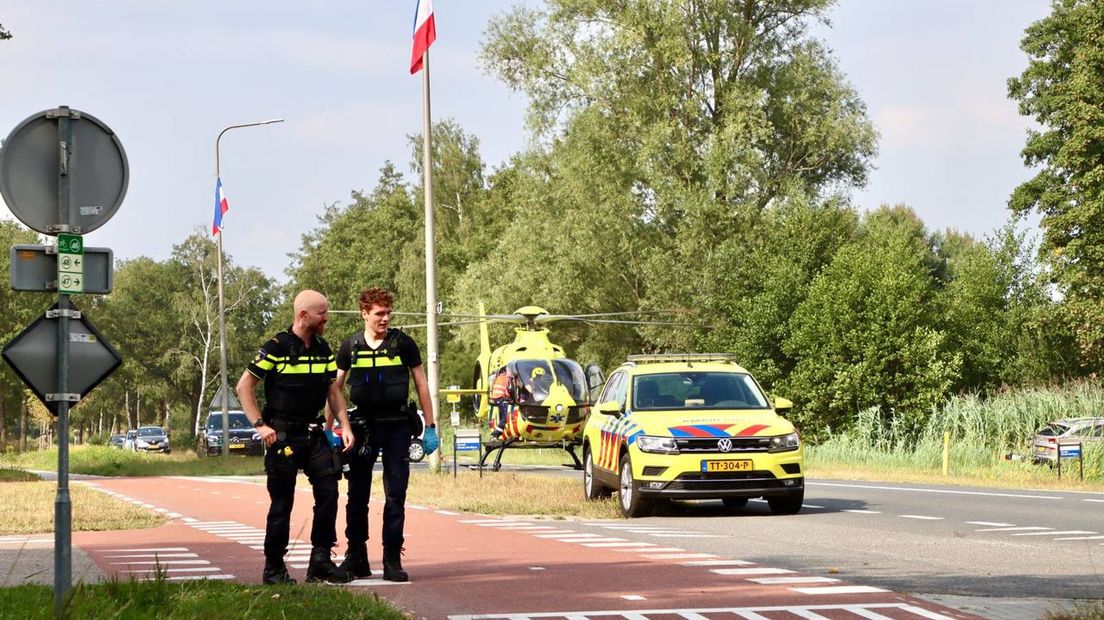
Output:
[53,106,73,617]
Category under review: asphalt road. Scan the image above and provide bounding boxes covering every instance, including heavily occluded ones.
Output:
[63,474,983,620]
[506,464,1104,600]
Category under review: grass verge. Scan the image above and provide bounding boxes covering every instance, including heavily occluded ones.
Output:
[0,446,265,477]
[404,469,619,519]
[0,481,165,535]
[0,577,406,620]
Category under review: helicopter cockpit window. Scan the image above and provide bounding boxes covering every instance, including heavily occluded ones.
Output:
[633,372,769,411]
[508,359,590,404]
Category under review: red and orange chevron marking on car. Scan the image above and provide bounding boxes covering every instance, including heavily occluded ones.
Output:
[667,423,770,438]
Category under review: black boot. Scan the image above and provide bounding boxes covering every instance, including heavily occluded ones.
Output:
[262,558,296,585]
[338,543,372,579]
[305,546,352,584]
[382,546,408,582]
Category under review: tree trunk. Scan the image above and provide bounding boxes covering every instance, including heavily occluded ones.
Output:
[0,398,6,451]
[20,401,27,452]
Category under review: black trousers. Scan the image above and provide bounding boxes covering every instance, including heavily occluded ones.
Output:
[263,430,339,561]
[345,418,412,550]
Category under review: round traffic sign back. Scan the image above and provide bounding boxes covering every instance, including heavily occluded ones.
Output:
[0,107,128,235]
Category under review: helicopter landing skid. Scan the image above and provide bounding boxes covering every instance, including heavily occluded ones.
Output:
[476,438,584,471]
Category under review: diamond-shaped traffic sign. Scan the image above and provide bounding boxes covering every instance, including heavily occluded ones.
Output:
[2,302,122,414]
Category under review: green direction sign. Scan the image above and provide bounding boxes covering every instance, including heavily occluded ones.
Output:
[57,233,84,294]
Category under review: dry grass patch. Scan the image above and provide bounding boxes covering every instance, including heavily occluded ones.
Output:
[401,469,620,519]
[0,481,166,535]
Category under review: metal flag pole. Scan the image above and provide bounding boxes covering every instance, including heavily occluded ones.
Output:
[214,119,282,456]
[421,50,441,471]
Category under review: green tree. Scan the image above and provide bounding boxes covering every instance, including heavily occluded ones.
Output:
[1007,0,1104,369]
[783,207,961,438]
[478,0,877,374]
[0,221,43,448]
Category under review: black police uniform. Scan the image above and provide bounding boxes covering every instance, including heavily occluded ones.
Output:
[336,328,422,580]
[246,328,344,580]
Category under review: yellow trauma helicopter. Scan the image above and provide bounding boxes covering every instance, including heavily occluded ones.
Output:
[439,304,693,471]
[336,303,688,471]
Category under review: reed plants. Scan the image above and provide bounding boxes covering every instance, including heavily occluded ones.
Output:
[807,380,1104,485]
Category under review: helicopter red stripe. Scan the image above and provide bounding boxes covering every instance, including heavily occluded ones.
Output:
[734,424,770,436]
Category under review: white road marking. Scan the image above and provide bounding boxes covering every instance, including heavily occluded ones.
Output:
[535,533,604,539]
[1012,530,1096,537]
[790,585,889,594]
[622,595,646,601]
[965,521,1014,526]
[615,547,684,553]
[1083,499,1104,503]
[582,542,657,548]
[101,547,189,553]
[556,537,628,544]
[446,603,953,620]
[120,567,221,573]
[648,533,723,538]
[712,567,795,576]
[683,560,754,566]
[843,510,881,514]
[801,504,826,509]
[345,577,409,586]
[104,553,199,559]
[529,567,545,571]
[110,560,211,566]
[749,576,840,585]
[810,481,1062,501]
[1055,535,1104,540]
[642,553,717,560]
[900,515,943,520]
[165,574,235,581]
[436,510,460,515]
[975,526,1052,532]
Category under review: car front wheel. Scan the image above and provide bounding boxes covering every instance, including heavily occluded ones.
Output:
[584,448,610,500]
[618,454,651,518]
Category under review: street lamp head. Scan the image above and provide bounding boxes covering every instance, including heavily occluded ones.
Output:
[260,118,284,125]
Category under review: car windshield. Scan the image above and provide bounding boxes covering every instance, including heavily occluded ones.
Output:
[138,427,165,437]
[632,372,770,411]
[510,359,588,404]
[207,413,251,430]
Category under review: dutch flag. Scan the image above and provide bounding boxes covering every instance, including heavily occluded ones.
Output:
[212,177,229,235]
[410,0,436,74]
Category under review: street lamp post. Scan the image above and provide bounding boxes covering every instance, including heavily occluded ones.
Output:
[214,118,283,457]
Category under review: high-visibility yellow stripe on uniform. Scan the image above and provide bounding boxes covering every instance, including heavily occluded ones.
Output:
[350,355,402,368]
[273,357,336,375]
[254,356,277,371]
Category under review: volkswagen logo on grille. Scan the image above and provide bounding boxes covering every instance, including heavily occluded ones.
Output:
[717,438,733,453]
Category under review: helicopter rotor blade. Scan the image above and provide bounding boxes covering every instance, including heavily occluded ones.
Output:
[552,317,710,328]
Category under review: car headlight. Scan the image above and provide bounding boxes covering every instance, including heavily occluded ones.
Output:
[637,435,680,454]
[206,435,219,445]
[769,432,800,452]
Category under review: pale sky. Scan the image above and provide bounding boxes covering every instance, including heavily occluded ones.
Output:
[1,1,1051,284]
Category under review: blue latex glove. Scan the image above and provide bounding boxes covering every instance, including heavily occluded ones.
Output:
[423,427,439,454]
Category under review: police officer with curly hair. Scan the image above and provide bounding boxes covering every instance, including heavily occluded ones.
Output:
[331,287,438,582]
[236,289,355,585]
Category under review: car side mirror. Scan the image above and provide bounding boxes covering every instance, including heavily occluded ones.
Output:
[597,400,623,417]
[773,396,793,413]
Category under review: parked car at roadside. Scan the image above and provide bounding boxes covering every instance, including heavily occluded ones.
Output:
[199,411,263,456]
[133,426,171,454]
[1032,417,1104,464]
[108,434,126,449]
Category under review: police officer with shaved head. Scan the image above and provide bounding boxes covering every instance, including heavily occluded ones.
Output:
[236,289,355,585]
